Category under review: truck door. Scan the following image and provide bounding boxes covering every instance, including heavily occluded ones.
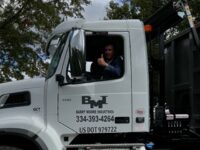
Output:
[58,31,132,134]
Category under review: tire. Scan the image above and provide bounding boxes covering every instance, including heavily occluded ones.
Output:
[0,146,23,150]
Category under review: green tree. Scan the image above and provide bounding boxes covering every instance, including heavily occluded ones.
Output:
[106,0,135,19]
[188,0,200,22]
[106,0,200,22]
[0,0,90,83]
[106,0,169,20]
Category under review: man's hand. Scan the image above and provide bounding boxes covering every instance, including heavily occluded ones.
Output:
[97,54,108,67]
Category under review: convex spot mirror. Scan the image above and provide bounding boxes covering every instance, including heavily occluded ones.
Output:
[69,29,86,78]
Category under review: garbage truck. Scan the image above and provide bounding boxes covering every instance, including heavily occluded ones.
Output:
[0,0,200,150]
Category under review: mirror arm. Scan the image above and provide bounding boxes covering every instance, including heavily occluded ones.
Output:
[56,74,72,86]
[59,81,72,86]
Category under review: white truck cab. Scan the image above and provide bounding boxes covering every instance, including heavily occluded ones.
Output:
[0,19,149,150]
[1,1,200,149]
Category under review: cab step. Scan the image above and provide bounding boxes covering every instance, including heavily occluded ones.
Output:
[66,143,145,150]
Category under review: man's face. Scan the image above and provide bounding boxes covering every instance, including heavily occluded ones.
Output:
[104,45,114,60]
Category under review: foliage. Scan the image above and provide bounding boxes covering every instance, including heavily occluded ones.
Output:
[106,0,170,20]
[190,0,200,22]
[0,0,90,83]
[106,0,200,26]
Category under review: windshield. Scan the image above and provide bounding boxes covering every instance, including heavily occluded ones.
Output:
[46,32,69,79]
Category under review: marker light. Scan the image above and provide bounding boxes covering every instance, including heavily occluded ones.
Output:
[144,25,152,32]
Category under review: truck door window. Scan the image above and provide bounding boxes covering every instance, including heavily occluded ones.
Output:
[86,34,124,81]
[66,33,124,83]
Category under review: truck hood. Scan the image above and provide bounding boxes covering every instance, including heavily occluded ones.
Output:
[0,78,45,94]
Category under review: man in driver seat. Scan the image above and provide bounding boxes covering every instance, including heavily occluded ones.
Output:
[91,43,123,80]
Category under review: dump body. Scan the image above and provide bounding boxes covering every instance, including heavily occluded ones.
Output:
[165,24,200,133]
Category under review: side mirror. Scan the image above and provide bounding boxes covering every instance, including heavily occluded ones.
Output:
[69,29,86,78]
